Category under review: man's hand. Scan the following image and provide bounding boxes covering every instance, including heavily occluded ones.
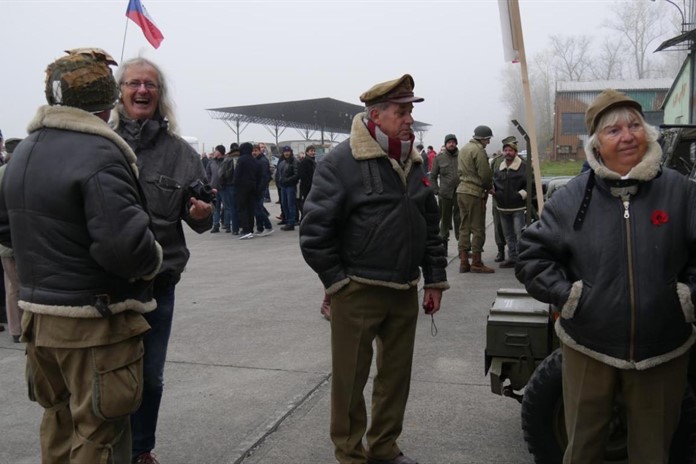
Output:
[189,197,213,220]
[422,288,443,315]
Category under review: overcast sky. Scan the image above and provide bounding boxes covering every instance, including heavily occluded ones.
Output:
[0,0,674,153]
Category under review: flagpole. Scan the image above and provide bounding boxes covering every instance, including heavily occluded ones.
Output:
[120,16,129,64]
[508,0,545,215]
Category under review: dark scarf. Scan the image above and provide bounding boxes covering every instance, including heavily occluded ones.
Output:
[363,117,414,164]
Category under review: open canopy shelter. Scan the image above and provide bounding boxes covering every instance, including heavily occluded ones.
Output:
[207,97,431,149]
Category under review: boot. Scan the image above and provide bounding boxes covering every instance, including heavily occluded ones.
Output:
[499,260,516,269]
[320,294,331,321]
[471,252,495,273]
[459,250,470,273]
[494,246,505,262]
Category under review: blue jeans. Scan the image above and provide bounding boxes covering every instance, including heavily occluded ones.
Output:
[499,210,525,260]
[131,282,176,459]
[280,185,297,226]
[218,185,239,232]
[254,195,272,232]
[212,194,223,228]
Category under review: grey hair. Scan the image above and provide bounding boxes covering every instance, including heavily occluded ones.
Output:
[111,57,179,134]
[587,107,658,153]
[365,102,391,120]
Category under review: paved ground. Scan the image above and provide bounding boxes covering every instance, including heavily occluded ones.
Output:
[0,196,534,464]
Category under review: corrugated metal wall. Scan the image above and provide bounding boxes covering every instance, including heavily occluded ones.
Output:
[553,89,667,160]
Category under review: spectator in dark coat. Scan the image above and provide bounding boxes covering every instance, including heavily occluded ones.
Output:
[297,145,317,221]
[234,142,262,239]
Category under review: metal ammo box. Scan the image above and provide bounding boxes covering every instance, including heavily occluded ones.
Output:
[484,288,552,397]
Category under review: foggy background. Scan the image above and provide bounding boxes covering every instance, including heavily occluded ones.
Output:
[0,0,682,153]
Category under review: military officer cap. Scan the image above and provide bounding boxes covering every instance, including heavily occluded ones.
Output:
[359,74,424,106]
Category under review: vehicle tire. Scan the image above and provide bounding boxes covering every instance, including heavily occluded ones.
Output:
[520,348,696,464]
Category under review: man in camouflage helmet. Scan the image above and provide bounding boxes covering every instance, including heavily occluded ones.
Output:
[300,74,448,464]
[456,125,495,273]
[0,48,162,464]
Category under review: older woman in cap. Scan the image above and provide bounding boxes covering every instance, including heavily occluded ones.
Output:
[516,89,696,463]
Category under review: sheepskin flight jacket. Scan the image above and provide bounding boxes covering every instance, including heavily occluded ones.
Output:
[0,105,162,318]
[516,141,696,370]
[300,113,449,295]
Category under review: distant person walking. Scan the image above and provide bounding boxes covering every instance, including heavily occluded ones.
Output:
[297,144,317,221]
[278,146,299,231]
[206,145,225,233]
[234,142,262,239]
[253,143,274,235]
[457,125,495,274]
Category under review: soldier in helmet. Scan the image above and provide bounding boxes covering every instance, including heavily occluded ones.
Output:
[456,125,495,273]
[0,49,162,463]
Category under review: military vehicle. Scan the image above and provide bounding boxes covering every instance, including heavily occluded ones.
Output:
[484,125,696,464]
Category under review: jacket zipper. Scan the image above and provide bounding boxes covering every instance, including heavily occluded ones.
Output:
[622,194,637,361]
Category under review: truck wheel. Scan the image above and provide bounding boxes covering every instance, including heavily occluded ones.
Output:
[520,348,696,464]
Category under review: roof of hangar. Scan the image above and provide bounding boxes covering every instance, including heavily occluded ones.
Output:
[207,97,431,135]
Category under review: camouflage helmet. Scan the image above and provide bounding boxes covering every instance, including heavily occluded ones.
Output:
[45,48,119,113]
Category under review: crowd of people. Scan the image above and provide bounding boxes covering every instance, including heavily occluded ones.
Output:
[0,47,694,464]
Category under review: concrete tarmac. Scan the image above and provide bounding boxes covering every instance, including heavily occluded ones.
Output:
[0,196,533,464]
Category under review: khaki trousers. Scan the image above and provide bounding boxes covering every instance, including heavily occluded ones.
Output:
[438,196,460,242]
[1,256,21,337]
[457,193,486,253]
[330,281,419,464]
[562,344,689,464]
[26,336,144,464]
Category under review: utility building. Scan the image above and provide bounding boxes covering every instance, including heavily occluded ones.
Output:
[552,79,671,160]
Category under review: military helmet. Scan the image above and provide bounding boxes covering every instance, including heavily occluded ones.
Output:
[473,125,493,139]
[45,48,119,113]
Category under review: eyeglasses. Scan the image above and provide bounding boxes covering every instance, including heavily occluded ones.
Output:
[121,80,159,90]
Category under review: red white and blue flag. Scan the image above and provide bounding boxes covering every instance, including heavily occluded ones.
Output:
[126,0,164,49]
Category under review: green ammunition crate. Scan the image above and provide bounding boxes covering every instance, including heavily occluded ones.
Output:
[485,288,550,360]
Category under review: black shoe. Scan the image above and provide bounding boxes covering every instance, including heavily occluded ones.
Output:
[280,224,295,231]
[12,335,20,343]
[210,227,220,234]
[494,250,505,262]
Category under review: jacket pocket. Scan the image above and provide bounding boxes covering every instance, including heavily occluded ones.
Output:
[677,282,696,323]
[143,174,184,221]
[561,280,585,319]
[91,337,144,420]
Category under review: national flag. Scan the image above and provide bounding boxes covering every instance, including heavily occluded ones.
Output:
[126,0,164,49]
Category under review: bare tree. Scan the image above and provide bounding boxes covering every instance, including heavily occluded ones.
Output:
[549,34,593,81]
[604,0,666,78]
[590,41,625,80]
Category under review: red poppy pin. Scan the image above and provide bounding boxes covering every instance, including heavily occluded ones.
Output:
[422,176,430,187]
[651,210,668,226]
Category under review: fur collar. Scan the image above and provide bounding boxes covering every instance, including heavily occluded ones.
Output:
[586,140,661,182]
[348,112,421,186]
[28,105,139,177]
[499,156,522,171]
[349,112,421,164]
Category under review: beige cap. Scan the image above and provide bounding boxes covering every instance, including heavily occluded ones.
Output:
[585,89,643,135]
[359,74,424,107]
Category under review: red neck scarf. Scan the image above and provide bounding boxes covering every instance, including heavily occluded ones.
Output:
[364,117,415,164]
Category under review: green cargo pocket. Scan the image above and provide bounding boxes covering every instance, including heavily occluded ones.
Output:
[91,338,144,421]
